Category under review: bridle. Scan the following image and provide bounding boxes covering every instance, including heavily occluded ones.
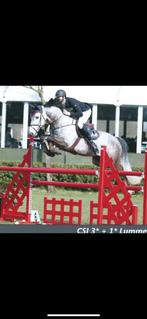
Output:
[30,107,77,138]
[30,109,51,137]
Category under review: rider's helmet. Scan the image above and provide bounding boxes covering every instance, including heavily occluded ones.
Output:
[55,89,66,98]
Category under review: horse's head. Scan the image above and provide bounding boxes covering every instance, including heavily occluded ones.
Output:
[29,105,50,137]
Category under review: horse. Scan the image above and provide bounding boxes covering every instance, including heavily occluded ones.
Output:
[29,105,143,186]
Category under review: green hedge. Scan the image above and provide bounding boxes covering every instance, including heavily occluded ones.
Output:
[0,161,144,193]
[0,161,98,192]
[50,163,98,188]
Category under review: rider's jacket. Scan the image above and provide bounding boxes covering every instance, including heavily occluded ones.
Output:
[65,97,92,119]
[44,97,92,120]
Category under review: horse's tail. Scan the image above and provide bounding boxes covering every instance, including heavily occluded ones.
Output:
[117,137,143,185]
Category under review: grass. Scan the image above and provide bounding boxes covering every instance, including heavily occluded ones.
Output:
[0,187,144,225]
[31,188,144,224]
[32,188,99,224]
[0,149,145,225]
[34,150,145,224]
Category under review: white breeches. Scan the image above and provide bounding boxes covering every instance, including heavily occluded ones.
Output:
[78,109,91,129]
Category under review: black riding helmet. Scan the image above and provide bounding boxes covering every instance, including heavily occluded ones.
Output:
[55,89,66,98]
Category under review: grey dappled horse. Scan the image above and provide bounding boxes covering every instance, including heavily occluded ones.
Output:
[29,105,142,185]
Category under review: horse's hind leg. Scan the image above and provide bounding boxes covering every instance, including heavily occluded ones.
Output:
[92,156,100,166]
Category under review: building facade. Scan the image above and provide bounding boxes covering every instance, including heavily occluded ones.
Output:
[1,86,147,154]
[0,86,41,149]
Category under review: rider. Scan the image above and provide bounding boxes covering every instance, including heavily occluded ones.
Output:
[45,89,98,155]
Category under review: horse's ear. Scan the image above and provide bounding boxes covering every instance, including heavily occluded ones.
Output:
[37,104,43,111]
[29,103,42,112]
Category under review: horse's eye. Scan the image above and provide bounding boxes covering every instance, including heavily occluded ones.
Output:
[35,116,39,119]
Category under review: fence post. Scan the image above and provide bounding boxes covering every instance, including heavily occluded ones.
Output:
[97,146,106,224]
[143,147,147,224]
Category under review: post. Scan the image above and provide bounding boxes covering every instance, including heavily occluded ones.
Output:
[97,146,106,224]
[92,104,98,129]
[45,154,54,193]
[26,139,33,222]
[115,105,120,137]
[1,102,7,148]
[22,102,29,149]
[63,151,66,164]
[136,106,143,154]
[143,147,147,224]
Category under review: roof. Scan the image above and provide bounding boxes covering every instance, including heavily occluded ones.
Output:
[1,86,147,106]
[116,86,147,106]
[0,86,41,102]
[43,86,147,106]
[43,86,120,104]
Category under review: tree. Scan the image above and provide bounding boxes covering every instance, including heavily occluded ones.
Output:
[25,86,45,104]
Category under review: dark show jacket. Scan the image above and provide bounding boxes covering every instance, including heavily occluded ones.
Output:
[44,97,92,120]
[65,97,92,119]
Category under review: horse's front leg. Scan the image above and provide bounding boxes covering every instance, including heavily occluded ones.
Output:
[43,138,61,156]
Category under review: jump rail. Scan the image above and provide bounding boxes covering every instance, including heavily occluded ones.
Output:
[0,142,146,225]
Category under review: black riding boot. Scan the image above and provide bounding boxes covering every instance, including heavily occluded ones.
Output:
[79,125,99,155]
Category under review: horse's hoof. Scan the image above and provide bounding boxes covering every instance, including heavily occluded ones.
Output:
[44,151,55,157]
[49,154,55,157]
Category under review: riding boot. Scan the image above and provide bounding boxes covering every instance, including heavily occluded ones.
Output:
[79,125,99,155]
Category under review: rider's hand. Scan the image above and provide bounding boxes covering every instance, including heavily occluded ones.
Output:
[63,109,70,116]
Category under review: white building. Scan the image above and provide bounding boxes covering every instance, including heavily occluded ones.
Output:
[1,86,147,153]
[43,86,147,153]
[0,86,41,149]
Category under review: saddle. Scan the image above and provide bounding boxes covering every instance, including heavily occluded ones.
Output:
[76,123,99,140]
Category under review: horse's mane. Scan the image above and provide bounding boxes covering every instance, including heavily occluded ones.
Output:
[45,106,62,115]
[44,106,74,126]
